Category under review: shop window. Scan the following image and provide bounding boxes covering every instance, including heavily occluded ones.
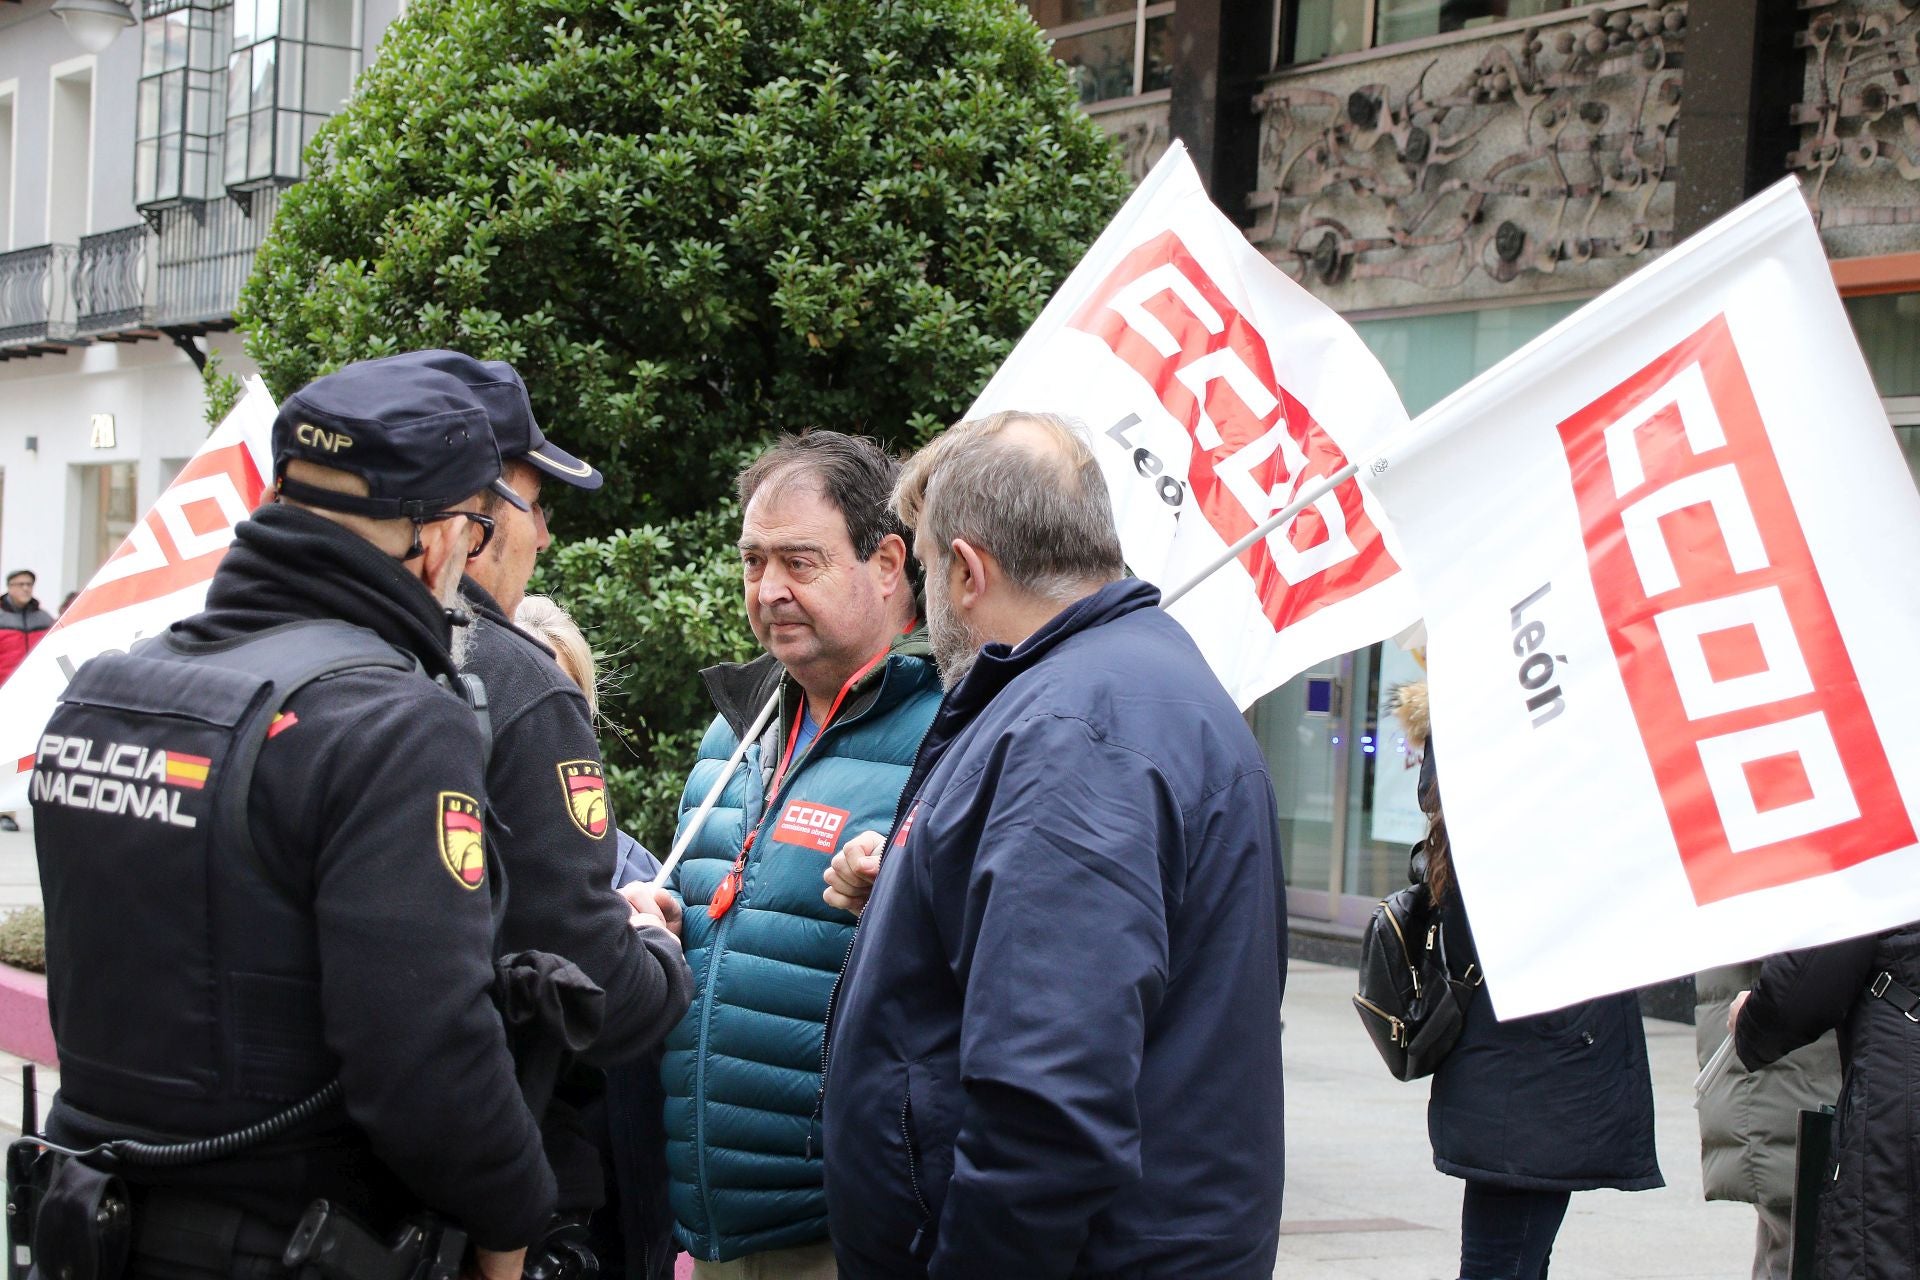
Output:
[137,0,229,209]
[1027,1,1175,106]
[1280,0,1574,66]
[1842,292,1920,491]
[225,0,359,193]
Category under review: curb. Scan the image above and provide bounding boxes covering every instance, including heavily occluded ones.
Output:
[0,964,54,1066]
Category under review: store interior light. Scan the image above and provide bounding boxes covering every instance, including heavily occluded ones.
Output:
[52,0,137,55]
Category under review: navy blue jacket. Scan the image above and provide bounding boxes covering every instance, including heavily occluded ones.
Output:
[822,580,1287,1280]
[1426,875,1661,1193]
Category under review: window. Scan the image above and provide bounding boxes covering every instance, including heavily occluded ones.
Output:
[137,0,229,208]
[1843,291,1920,491]
[73,463,137,592]
[48,61,94,241]
[1281,0,1574,65]
[225,0,359,192]
[1028,1,1174,107]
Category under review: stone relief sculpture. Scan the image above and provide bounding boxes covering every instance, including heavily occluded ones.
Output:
[1248,3,1686,304]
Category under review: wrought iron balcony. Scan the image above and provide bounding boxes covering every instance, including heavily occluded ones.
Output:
[75,226,155,336]
[0,245,79,352]
[152,187,280,331]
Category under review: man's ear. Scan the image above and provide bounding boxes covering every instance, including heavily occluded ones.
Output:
[950,538,991,609]
[869,531,908,597]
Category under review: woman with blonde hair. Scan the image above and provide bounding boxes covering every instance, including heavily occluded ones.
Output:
[513,594,678,1280]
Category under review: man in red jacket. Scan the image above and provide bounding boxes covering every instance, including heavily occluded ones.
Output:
[0,569,54,687]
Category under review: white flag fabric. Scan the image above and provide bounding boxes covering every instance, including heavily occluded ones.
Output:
[1366,179,1920,1019]
[969,142,1418,707]
[0,379,276,812]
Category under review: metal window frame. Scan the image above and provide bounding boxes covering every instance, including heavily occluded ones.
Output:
[224,0,361,199]
[1038,0,1176,103]
[1273,0,1603,73]
[135,0,227,211]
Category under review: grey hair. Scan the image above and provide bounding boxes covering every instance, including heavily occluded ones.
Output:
[894,410,1125,602]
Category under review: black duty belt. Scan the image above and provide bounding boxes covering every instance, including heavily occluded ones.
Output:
[1868,971,1920,1023]
[132,1190,296,1277]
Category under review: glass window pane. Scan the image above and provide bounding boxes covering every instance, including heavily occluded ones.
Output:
[1354,300,1580,416]
[251,39,278,112]
[135,139,157,204]
[1845,293,1920,398]
[225,115,249,184]
[281,0,307,42]
[157,139,181,201]
[160,70,185,136]
[138,78,160,139]
[233,0,256,47]
[143,17,169,75]
[250,108,275,177]
[255,0,280,40]
[186,84,213,138]
[307,0,355,46]
[165,13,189,70]
[304,45,353,115]
[1141,13,1171,93]
[227,48,251,123]
[189,24,212,72]
[1289,0,1368,62]
[1028,0,1138,23]
[183,149,207,201]
[1052,24,1137,104]
[279,111,304,178]
[278,41,304,109]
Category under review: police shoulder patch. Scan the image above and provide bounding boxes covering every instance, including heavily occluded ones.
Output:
[557,760,609,839]
[438,791,486,890]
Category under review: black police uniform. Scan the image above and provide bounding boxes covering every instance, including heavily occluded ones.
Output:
[459,583,692,1216]
[28,356,557,1277]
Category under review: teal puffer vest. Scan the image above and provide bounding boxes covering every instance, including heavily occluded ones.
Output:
[662,643,941,1262]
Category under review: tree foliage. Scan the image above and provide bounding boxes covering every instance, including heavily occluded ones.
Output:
[238,0,1128,842]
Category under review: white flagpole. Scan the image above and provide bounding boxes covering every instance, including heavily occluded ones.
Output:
[1158,461,1361,609]
[646,685,783,891]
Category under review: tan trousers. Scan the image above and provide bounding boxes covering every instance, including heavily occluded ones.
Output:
[691,1240,839,1280]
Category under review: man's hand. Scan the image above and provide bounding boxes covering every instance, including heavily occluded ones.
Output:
[468,1246,526,1280]
[619,882,684,940]
[824,830,885,917]
[1728,989,1750,1036]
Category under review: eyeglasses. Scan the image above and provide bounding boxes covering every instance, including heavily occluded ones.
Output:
[410,510,497,559]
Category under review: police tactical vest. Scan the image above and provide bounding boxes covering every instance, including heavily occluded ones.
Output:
[32,620,426,1131]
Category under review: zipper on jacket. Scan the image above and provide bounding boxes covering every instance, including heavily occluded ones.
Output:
[812,766,928,1151]
[901,1086,932,1223]
[692,665,897,1231]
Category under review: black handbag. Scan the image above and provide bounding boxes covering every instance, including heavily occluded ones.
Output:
[1353,854,1482,1082]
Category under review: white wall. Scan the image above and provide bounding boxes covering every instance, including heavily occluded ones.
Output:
[0,332,256,604]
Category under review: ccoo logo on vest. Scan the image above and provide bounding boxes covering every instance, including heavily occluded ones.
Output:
[557,760,608,839]
[30,734,209,828]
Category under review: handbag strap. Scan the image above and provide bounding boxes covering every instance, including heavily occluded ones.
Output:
[1869,971,1920,1022]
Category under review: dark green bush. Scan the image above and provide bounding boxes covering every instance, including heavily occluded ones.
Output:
[238,0,1127,842]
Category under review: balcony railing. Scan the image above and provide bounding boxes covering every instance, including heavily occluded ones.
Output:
[75,226,155,335]
[153,187,279,330]
[0,245,79,349]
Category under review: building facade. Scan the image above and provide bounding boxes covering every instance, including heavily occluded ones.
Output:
[1027,0,1920,939]
[0,0,400,607]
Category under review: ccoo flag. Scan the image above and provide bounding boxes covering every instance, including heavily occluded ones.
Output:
[1365,180,1920,1019]
[0,378,276,813]
[969,142,1418,707]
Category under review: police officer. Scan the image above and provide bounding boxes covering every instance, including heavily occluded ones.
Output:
[420,355,693,1266]
[30,352,557,1280]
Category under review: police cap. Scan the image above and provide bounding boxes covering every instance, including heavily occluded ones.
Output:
[408,352,604,493]
[271,351,525,519]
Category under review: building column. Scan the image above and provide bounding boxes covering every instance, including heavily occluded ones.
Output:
[1169,0,1274,225]
[1671,0,1801,237]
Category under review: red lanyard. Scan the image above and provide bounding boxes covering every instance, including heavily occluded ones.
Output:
[709,645,892,920]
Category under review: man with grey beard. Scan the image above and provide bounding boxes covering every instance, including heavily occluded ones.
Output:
[30,353,561,1280]
[820,410,1288,1280]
